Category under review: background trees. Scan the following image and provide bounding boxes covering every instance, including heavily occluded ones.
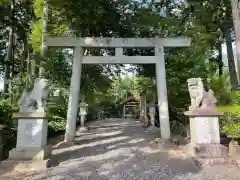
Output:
[0,0,239,139]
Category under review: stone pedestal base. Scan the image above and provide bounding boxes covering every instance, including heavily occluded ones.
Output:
[187,143,228,166]
[1,159,52,172]
[1,145,53,171]
[9,145,52,160]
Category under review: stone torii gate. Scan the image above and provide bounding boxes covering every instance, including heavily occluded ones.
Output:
[46,37,191,142]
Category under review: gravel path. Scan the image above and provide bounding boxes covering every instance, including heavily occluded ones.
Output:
[1,119,240,180]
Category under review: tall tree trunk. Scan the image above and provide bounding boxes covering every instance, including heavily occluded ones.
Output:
[21,35,29,75]
[231,0,240,87]
[223,27,238,89]
[3,0,15,93]
[31,51,36,78]
[165,0,171,17]
[216,43,223,76]
[39,0,48,77]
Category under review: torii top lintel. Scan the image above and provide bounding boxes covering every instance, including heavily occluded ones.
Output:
[46,37,191,48]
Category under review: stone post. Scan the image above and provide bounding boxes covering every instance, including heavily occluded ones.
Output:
[1,112,52,171]
[78,102,88,132]
[148,106,156,126]
[123,105,126,119]
[155,47,171,140]
[65,47,83,142]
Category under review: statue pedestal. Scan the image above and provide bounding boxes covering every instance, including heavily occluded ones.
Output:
[184,108,228,166]
[1,112,53,171]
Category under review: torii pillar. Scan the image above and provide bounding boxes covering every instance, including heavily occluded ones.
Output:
[46,37,191,142]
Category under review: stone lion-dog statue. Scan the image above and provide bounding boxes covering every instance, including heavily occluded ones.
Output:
[187,78,217,111]
[19,78,49,112]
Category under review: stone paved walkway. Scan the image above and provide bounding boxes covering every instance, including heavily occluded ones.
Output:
[0,119,240,180]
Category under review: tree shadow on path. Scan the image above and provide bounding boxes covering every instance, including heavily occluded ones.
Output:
[1,119,237,180]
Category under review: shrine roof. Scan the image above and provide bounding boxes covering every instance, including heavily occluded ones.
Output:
[120,96,139,105]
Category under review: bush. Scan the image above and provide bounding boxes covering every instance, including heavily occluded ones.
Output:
[48,116,66,132]
[222,123,240,137]
[211,74,240,105]
[0,99,19,125]
[47,87,68,134]
[0,98,19,160]
[217,106,240,136]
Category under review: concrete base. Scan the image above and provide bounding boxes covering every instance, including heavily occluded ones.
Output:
[0,159,52,172]
[1,145,54,171]
[9,145,52,160]
[187,143,228,166]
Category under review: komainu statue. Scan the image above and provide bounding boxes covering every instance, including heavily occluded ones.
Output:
[187,78,217,111]
[19,78,49,112]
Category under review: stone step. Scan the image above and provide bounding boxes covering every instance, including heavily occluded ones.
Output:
[195,143,228,158]
[193,157,228,166]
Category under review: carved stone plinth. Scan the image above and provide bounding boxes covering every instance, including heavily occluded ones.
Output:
[184,108,228,166]
[1,112,53,171]
[188,143,228,165]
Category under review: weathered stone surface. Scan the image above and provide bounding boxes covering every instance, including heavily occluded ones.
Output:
[229,140,240,156]
[187,143,228,166]
[16,118,48,148]
[185,78,228,166]
[187,116,221,145]
[18,78,49,113]
[184,107,223,117]
[1,79,52,172]
[13,112,47,119]
[0,159,53,172]
[8,145,52,160]
[187,78,218,111]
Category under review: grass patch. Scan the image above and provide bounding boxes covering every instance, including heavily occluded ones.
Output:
[217,106,240,113]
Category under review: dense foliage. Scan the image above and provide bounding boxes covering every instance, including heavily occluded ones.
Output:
[0,0,239,139]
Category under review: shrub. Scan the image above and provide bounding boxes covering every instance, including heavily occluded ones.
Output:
[48,116,66,132]
[211,74,240,105]
[222,123,240,137]
[47,87,68,134]
[217,106,240,136]
[0,99,19,125]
